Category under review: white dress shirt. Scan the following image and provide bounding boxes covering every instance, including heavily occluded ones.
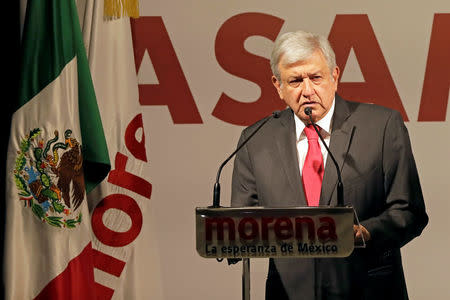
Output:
[294,99,335,175]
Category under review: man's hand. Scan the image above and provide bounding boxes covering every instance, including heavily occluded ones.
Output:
[353,224,371,243]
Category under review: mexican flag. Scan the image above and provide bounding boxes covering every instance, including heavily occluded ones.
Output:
[4,0,110,299]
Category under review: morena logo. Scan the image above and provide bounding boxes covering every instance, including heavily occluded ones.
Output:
[205,216,337,243]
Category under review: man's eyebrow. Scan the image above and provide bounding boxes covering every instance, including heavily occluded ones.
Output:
[285,69,323,78]
[308,70,323,76]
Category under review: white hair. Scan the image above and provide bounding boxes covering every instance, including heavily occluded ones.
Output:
[270,30,337,81]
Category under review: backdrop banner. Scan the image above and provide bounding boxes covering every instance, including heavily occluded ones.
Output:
[128,1,449,300]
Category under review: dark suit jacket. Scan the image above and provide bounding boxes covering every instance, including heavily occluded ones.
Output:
[231,95,428,300]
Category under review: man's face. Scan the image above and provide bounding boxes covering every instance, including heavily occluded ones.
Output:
[272,50,340,123]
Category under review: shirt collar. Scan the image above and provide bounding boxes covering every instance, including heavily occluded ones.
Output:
[294,98,335,141]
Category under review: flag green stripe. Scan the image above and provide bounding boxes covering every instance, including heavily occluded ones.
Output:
[19,0,110,192]
[19,0,76,108]
[70,1,111,192]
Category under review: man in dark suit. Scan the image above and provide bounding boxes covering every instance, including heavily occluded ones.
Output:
[231,30,428,300]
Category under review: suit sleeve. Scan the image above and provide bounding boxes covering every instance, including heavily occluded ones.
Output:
[230,129,259,207]
[361,110,428,249]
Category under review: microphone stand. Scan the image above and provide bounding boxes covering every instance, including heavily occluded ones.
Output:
[212,111,280,208]
[305,107,344,206]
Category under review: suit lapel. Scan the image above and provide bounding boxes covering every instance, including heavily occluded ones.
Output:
[320,96,355,206]
[275,109,307,206]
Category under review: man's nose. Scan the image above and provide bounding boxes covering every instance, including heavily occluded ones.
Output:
[302,78,315,97]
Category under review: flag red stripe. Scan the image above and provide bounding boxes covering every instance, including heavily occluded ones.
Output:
[34,242,96,300]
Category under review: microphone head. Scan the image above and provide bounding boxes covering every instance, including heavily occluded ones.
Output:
[272,110,281,118]
[304,107,312,116]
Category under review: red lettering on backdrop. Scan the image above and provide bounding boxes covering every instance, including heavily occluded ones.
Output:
[213,13,285,126]
[91,113,151,297]
[328,15,408,121]
[108,152,152,199]
[418,13,450,121]
[130,17,202,124]
[92,193,143,247]
[95,283,114,300]
[92,249,126,299]
[92,248,126,277]
[125,113,147,162]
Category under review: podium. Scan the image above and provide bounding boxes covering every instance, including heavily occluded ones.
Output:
[195,206,365,299]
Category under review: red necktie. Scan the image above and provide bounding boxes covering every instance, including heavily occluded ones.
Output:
[302,125,324,206]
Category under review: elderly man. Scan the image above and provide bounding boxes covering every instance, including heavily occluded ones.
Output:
[231,30,428,300]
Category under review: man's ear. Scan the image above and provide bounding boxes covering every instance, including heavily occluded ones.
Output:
[272,75,283,99]
[332,66,340,89]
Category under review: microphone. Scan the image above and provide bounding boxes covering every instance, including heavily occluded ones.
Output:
[304,107,344,206]
[211,111,281,208]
